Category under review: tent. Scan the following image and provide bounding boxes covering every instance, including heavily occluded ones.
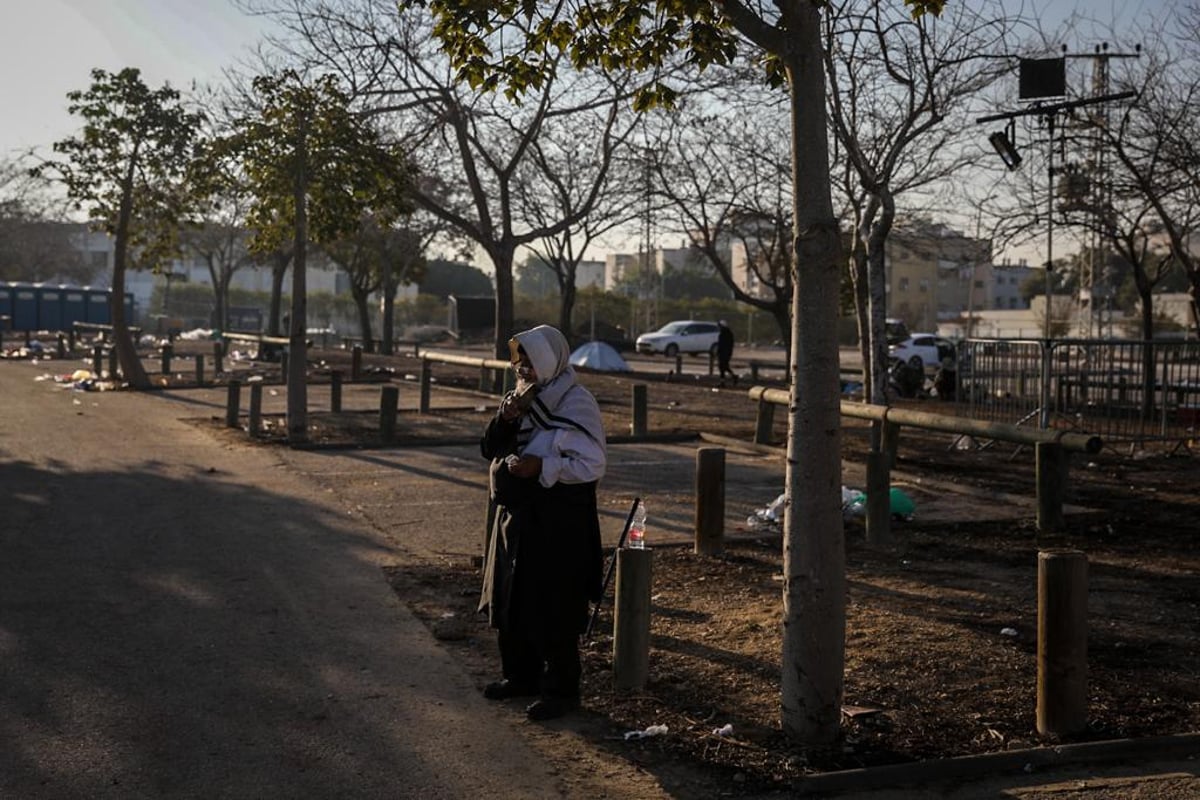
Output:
[569,341,630,372]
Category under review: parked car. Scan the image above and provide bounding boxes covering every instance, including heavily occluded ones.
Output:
[635,320,721,357]
[889,333,959,370]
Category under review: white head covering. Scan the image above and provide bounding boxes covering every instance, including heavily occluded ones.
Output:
[510,324,571,385]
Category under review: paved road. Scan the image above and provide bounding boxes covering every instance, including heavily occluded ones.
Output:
[0,360,666,799]
[3,357,1197,799]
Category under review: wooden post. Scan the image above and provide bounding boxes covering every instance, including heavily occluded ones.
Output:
[248,383,263,436]
[351,345,363,382]
[750,362,760,382]
[478,366,490,393]
[212,340,224,374]
[161,343,173,375]
[708,350,715,375]
[1037,548,1088,737]
[107,346,119,379]
[631,383,647,437]
[864,448,892,547]
[754,399,776,445]
[195,354,205,386]
[330,371,342,413]
[674,353,683,375]
[419,359,432,413]
[68,328,76,352]
[225,379,241,428]
[379,385,399,443]
[613,547,653,691]
[56,333,66,359]
[694,447,725,555]
[1036,442,1068,532]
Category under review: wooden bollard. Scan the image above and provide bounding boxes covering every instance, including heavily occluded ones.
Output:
[613,547,653,691]
[478,366,490,393]
[707,351,715,375]
[379,385,399,442]
[92,344,103,376]
[68,329,76,351]
[631,383,647,437]
[330,371,343,413]
[195,354,205,385]
[351,345,363,382]
[225,379,241,428]
[248,383,263,436]
[1037,549,1088,737]
[107,346,119,379]
[56,333,66,359]
[161,343,173,375]
[212,340,224,374]
[674,353,683,375]
[694,447,725,555]
[753,399,775,445]
[1036,442,1068,532]
[419,359,431,413]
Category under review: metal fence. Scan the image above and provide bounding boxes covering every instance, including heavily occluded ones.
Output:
[955,338,1200,449]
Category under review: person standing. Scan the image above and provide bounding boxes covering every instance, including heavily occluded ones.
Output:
[717,319,737,386]
[478,324,607,721]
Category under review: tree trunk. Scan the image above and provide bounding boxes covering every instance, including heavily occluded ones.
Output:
[354,288,374,352]
[1140,286,1155,420]
[287,163,309,443]
[269,252,290,337]
[491,244,517,359]
[558,277,576,342]
[112,172,150,389]
[381,272,396,356]
[779,4,846,746]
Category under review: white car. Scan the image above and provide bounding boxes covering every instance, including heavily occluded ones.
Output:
[889,334,959,371]
[635,320,721,357]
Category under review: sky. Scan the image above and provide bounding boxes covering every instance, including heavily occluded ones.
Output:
[1,0,1176,160]
[0,0,1178,269]
[0,0,269,159]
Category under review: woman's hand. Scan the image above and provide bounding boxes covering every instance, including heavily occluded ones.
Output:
[505,454,542,479]
[499,395,522,422]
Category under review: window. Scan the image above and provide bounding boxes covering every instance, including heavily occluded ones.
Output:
[898,277,910,291]
[918,279,929,293]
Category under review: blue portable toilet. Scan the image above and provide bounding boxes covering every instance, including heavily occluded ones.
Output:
[61,287,87,329]
[0,283,13,329]
[11,283,39,331]
[37,285,64,332]
[85,287,111,325]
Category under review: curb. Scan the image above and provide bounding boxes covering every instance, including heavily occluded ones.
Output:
[788,732,1200,796]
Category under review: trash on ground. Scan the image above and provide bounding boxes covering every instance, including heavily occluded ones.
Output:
[623,724,669,740]
[1000,627,1018,637]
[712,723,734,737]
[842,486,917,522]
[746,493,786,531]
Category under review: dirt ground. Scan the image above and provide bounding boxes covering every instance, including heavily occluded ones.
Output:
[37,340,1200,797]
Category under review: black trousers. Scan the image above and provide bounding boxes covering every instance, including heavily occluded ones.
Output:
[498,622,581,699]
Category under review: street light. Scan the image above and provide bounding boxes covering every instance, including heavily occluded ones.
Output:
[989,125,1022,171]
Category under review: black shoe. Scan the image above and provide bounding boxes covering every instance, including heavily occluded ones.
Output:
[526,696,579,721]
[483,680,538,700]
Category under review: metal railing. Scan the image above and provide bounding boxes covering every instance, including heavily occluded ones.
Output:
[956,338,1200,447]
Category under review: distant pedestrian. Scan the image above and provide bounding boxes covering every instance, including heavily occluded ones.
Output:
[717,319,736,386]
[478,324,607,721]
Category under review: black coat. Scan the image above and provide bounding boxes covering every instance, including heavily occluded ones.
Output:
[478,415,603,639]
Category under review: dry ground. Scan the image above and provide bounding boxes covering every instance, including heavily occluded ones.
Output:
[80,341,1200,797]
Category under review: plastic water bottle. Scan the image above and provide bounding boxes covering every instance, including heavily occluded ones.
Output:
[627,501,646,549]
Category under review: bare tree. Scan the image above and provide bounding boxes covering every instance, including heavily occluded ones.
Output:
[648,83,796,350]
[247,0,649,359]
[824,0,1021,405]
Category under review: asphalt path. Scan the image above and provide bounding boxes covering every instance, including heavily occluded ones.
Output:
[0,360,668,800]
